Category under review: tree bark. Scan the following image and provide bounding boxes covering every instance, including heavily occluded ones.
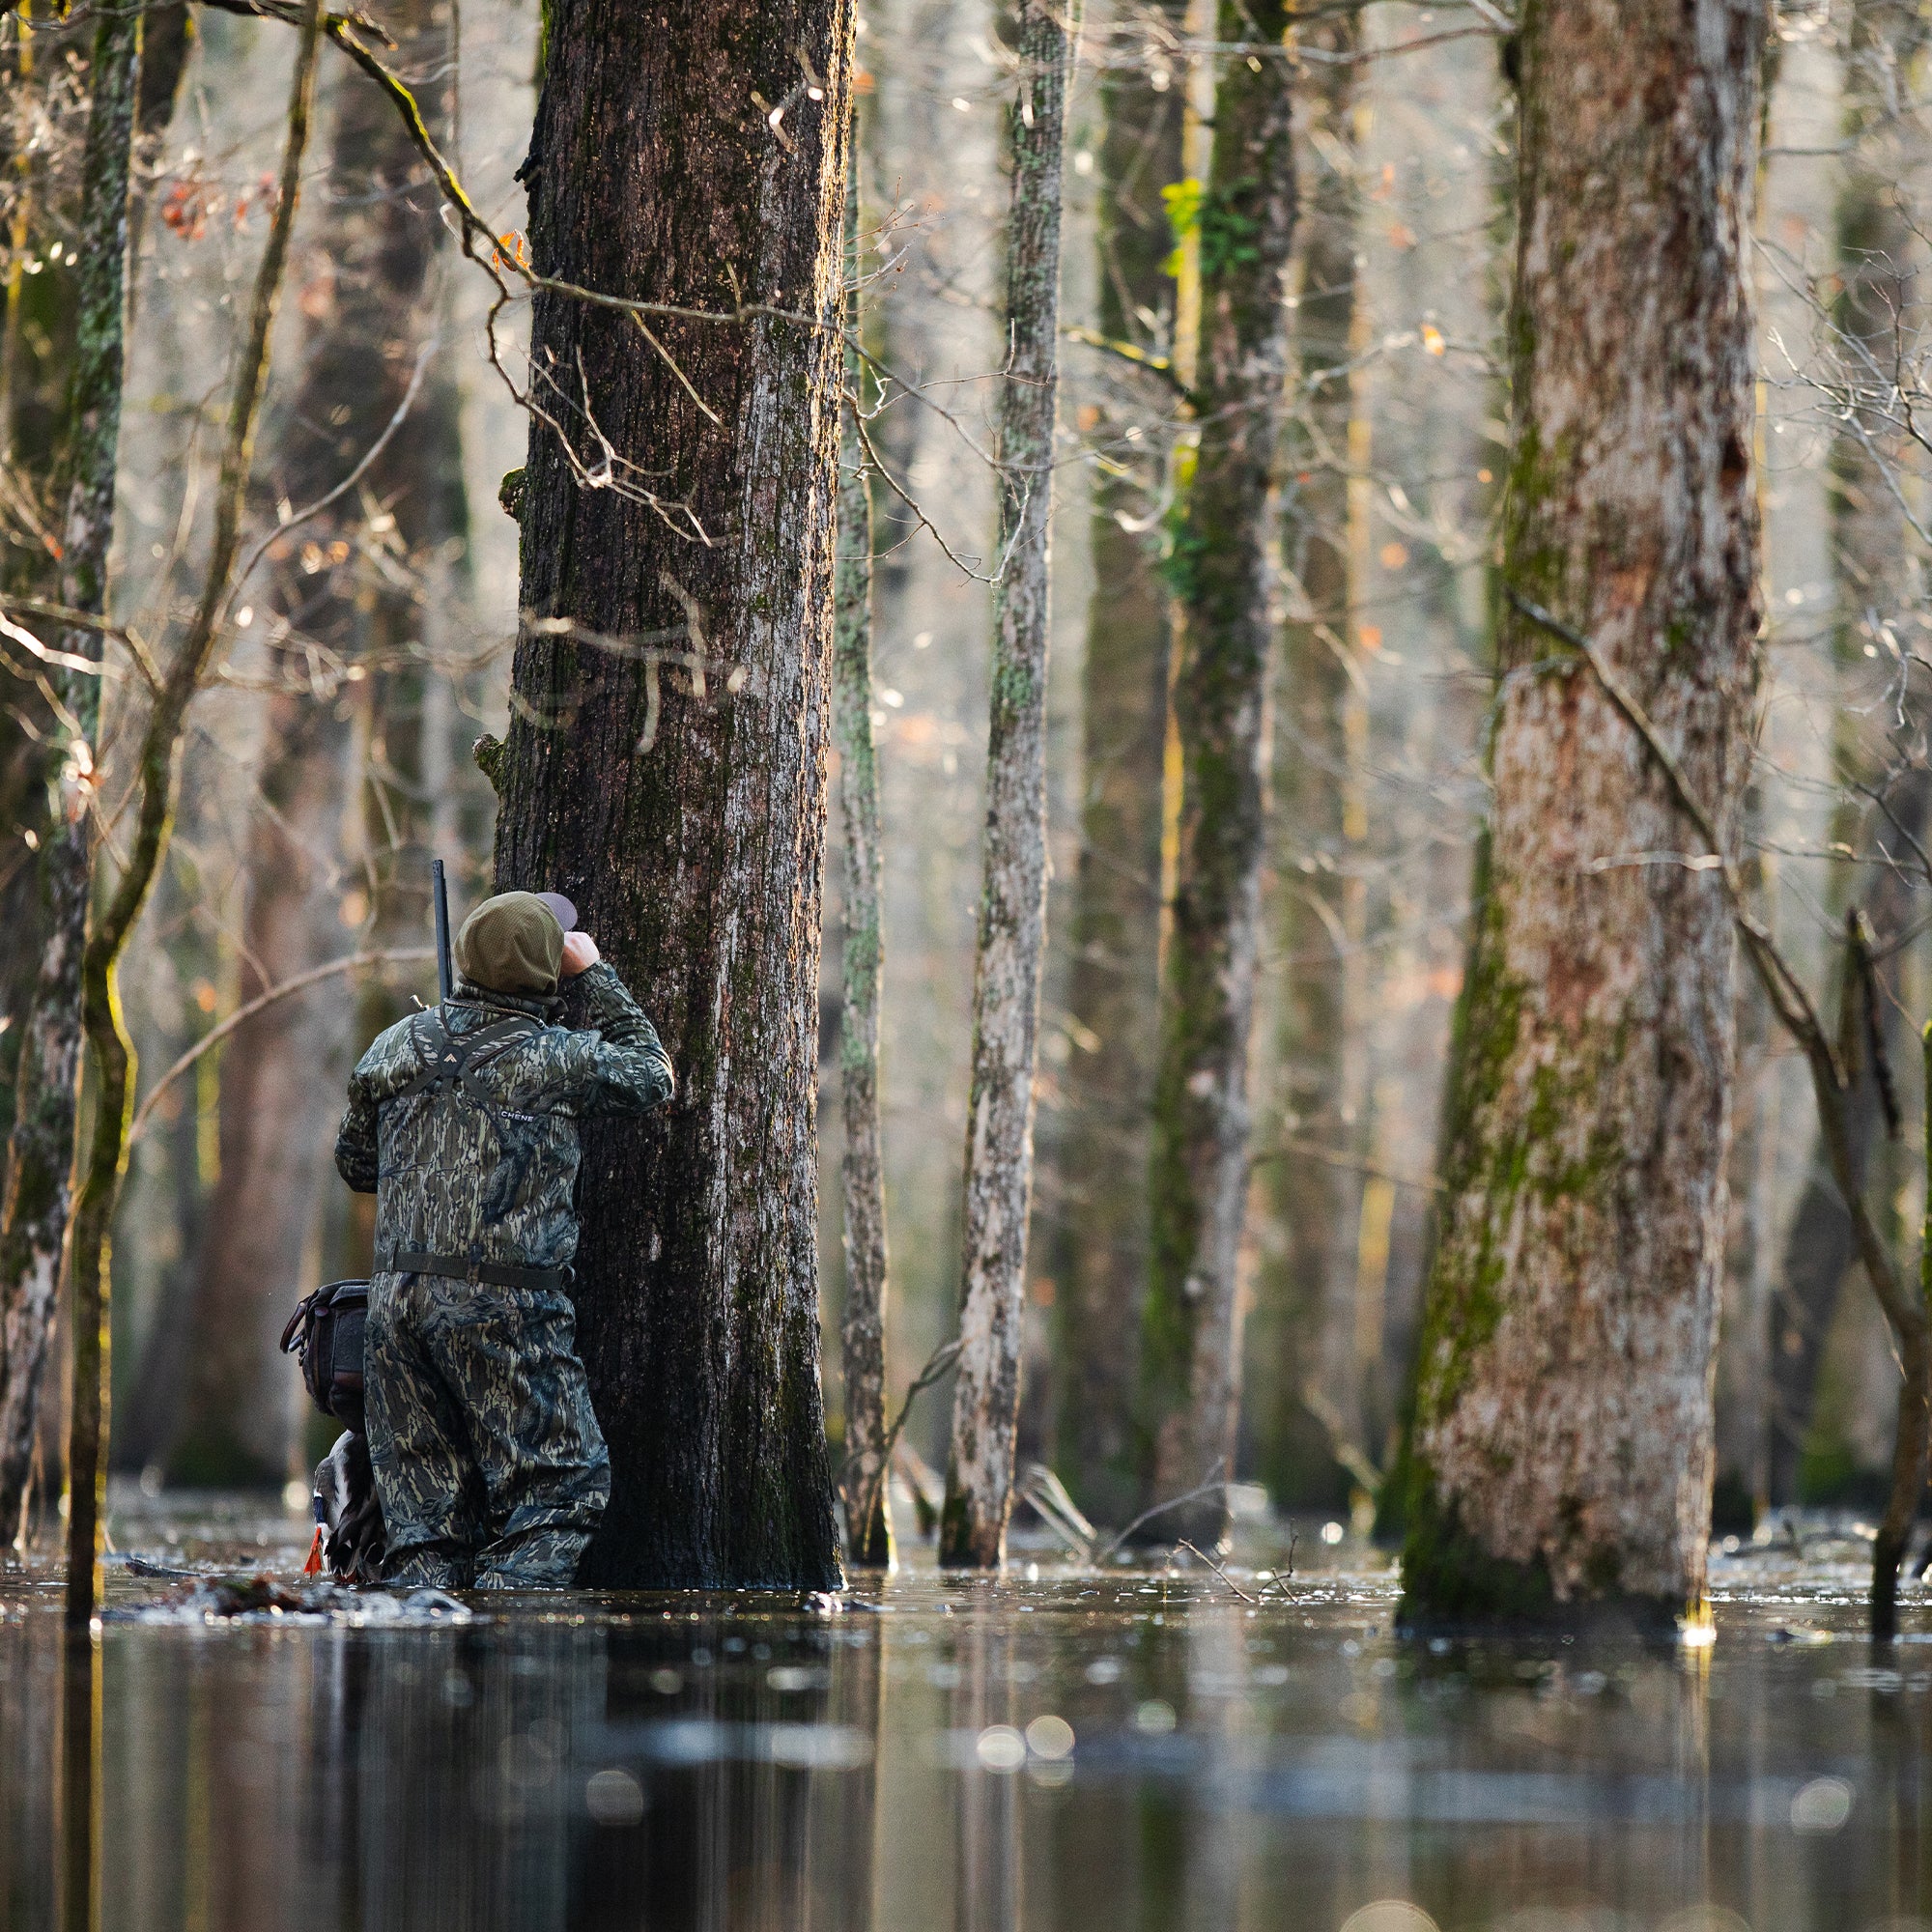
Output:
[0,1,142,1538]
[493,0,852,1589]
[1401,0,1765,1627]
[1047,0,1183,1530]
[1248,7,1359,1515]
[163,0,458,1490]
[938,0,1078,1571]
[1137,1,1298,1542]
[834,151,893,1569]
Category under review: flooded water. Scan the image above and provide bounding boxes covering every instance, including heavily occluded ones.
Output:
[0,1495,1926,1931]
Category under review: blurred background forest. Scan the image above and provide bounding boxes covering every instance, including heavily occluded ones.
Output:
[1,0,1924,1545]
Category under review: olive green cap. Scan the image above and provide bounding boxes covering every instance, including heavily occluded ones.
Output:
[454,891,564,995]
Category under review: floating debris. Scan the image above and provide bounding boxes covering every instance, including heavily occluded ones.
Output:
[107,1571,473,1626]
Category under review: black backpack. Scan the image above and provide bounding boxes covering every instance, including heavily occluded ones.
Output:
[281,1279,371,1433]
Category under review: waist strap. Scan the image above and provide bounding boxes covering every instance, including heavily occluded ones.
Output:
[389,1249,566,1293]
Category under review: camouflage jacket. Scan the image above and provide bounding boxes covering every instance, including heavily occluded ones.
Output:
[335,962,674,1278]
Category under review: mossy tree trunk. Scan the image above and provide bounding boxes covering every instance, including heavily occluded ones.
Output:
[1401,0,1765,1626]
[1767,0,1925,1508]
[0,12,187,1152]
[939,0,1078,1570]
[0,3,143,1538]
[164,0,459,1492]
[494,0,852,1589]
[1048,0,1183,1530]
[65,0,326,1628]
[1248,8,1360,1516]
[1137,2,1298,1542]
[834,150,893,1570]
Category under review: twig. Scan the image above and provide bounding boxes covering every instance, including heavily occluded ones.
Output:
[225,336,439,615]
[126,948,435,1151]
[1177,1539,1258,1605]
[1250,1135,1442,1194]
[841,1335,962,1553]
[1091,1467,1230,1565]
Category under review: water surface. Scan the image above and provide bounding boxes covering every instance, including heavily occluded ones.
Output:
[0,1499,1924,1930]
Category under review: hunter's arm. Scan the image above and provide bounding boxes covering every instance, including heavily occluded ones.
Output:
[334,1067,381,1193]
[569,962,675,1117]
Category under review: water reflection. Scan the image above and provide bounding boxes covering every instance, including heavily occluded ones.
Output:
[1,1533,1928,1931]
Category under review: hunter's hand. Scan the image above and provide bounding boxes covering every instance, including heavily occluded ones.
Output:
[560,931,602,979]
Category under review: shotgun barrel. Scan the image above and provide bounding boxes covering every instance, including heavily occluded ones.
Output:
[431,859,453,1004]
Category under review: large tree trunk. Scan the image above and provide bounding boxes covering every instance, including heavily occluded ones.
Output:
[1137,0,1297,1542]
[1766,0,1924,1508]
[493,0,852,1589]
[162,0,458,1489]
[1401,0,1764,1626]
[1247,8,1360,1516]
[1047,1,1183,1530]
[0,3,142,1536]
[834,151,893,1570]
[938,0,1077,1571]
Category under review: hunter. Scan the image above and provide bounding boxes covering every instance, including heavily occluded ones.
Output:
[335,890,674,1589]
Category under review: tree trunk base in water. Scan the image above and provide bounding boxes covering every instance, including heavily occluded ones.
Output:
[1399,1491,1684,1639]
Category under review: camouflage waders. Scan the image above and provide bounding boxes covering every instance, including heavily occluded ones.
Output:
[366,1270,609,1589]
[336,961,673,1590]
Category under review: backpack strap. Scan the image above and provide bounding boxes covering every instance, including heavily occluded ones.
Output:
[395,1007,540,1099]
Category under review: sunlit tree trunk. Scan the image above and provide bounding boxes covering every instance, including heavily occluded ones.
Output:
[1248,8,1359,1517]
[834,152,893,1569]
[938,0,1078,1571]
[1767,0,1925,1507]
[0,5,142,1536]
[1137,0,1297,1542]
[1402,0,1765,1625]
[1048,1,1183,1529]
[493,0,852,1588]
[160,1,458,1488]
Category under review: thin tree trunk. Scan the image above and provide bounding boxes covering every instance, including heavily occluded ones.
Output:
[1714,775,1776,1522]
[1,14,60,1141]
[1249,6,1359,1515]
[1769,783,1927,1502]
[1137,1,1298,1543]
[1766,0,1924,1507]
[67,0,325,1627]
[835,149,893,1570]
[1401,0,1765,1627]
[163,0,456,1490]
[492,0,852,1590]
[0,1,142,1539]
[0,11,187,1149]
[1048,0,1183,1530]
[938,0,1079,1572]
